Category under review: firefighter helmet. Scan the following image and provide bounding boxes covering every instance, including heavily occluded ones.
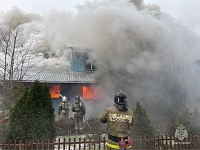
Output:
[75,95,80,101]
[114,90,127,111]
[62,96,67,102]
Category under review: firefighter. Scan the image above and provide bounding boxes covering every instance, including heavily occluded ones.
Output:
[58,96,69,121]
[71,95,86,134]
[99,90,134,150]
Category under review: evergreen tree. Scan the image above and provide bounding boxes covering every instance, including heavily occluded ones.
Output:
[41,83,56,140]
[176,108,200,135]
[7,80,56,142]
[25,80,44,140]
[7,86,29,142]
[132,101,154,137]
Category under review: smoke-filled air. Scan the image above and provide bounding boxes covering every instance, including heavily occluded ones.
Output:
[1,0,200,129]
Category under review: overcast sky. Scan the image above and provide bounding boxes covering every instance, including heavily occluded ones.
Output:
[145,0,200,34]
[0,0,84,14]
[0,0,199,34]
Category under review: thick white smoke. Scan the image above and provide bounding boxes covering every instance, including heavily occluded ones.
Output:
[1,0,200,132]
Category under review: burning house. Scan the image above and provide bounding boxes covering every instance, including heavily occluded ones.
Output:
[2,0,200,133]
[20,47,99,120]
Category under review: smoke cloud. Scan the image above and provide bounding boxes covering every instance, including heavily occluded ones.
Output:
[1,0,200,132]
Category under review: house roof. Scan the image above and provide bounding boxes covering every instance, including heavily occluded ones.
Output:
[20,66,95,83]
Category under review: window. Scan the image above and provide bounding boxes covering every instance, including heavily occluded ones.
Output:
[50,84,60,99]
[85,61,97,70]
[82,85,101,101]
[82,86,94,100]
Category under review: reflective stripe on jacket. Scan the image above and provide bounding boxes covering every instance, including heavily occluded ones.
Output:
[106,141,132,149]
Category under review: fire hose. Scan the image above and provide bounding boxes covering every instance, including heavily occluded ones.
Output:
[83,115,91,129]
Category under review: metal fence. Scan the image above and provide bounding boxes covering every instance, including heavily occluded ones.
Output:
[0,134,199,150]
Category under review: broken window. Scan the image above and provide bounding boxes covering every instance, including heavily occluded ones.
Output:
[85,61,97,71]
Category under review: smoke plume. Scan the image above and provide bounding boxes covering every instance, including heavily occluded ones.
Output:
[1,0,200,132]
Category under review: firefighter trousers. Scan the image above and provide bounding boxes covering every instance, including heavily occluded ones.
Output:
[74,115,84,134]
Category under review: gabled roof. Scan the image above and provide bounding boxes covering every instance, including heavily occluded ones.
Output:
[20,66,95,83]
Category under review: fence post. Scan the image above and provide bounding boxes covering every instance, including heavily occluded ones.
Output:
[98,136,101,150]
[153,136,155,149]
[47,139,50,150]
[89,137,91,150]
[2,140,4,150]
[165,135,168,148]
[73,137,76,149]
[57,138,60,150]
[144,136,146,149]
[190,134,193,149]
[93,136,96,150]
[41,139,44,150]
[157,135,160,149]
[8,140,11,149]
[14,140,17,150]
[63,138,66,150]
[78,137,81,150]
[68,137,71,150]
[84,137,86,150]
[169,135,172,149]
[161,134,164,148]
[19,140,22,150]
[30,141,33,149]
[177,135,180,149]
[24,140,28,150]
[37,139,39,150]
[52,139,55,150]
[103,137,106,150]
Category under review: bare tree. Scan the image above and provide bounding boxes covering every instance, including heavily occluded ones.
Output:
[0,18,37,114]
[0,18,35,84]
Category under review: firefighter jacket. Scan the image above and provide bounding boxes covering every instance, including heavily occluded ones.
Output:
[99,106,134,138]
[58,101,69,114]
[71,100,86,116]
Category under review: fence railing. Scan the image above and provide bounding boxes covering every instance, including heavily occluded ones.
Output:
[0,134,199,150]
[133,135,200,149]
